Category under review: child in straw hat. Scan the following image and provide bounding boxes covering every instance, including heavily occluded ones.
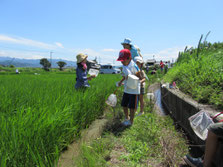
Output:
[75,53,95,90]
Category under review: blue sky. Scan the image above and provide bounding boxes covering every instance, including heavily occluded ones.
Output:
[0,0,222,65]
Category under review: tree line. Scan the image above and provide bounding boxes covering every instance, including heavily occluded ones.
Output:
[40,58,67,71]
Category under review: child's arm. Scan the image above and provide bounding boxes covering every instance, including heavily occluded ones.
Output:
[87,75,96,80]
[118,76,126,86]
[140,70,146,84]
[140,78,146,84]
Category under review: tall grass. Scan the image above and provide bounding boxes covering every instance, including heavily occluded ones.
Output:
[164,42,223,109]
[0,73,121,166]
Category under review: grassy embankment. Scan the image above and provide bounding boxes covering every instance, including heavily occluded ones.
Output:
[163,42,223,109]
[0,72,121,166]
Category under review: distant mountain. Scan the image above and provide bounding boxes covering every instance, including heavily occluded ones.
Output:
[0,57,77,68]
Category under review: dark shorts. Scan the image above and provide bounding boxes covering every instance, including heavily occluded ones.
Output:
[208,122,223,138]
[140,87,145,95]
[121,93,139,109]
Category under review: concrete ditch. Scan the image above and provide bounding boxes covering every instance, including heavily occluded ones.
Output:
[161,85,223,166]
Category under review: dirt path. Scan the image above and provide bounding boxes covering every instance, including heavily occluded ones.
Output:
[57,118,108,167]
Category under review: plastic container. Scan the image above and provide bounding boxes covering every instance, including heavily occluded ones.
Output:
[126,74,139,89]
[88,68,99,77]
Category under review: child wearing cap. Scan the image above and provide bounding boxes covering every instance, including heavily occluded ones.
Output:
[75,53,95,90]
[134,56,146,116]
[121,38,142,62]
[117,49,140,126]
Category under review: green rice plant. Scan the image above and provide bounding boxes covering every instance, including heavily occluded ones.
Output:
[0,73,121,166]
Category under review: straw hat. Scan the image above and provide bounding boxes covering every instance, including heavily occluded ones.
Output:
[76,53,88,63]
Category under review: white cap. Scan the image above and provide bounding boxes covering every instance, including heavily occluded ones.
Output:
[134,56,143,63]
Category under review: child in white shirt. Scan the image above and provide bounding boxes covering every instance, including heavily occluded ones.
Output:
[117,49,140,126]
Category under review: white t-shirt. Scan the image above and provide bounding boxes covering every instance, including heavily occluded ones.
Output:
[122,60,140,95]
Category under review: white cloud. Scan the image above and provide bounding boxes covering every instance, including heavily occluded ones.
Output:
[0,50,6,57]
[143,46,188,62]
[55,42,64,48]
[0,50,46,59]
[0,34,63,50]
[0,34,120,63]
[77,48,102,57]
[73,48,119,65]
[0,35,192,65]
[101,48,118,52]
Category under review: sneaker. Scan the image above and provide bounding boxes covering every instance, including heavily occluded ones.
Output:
[137,112,144,116]
[183,155,203,167]
[122,119,132,126]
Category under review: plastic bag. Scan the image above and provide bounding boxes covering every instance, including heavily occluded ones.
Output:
[188,110,214,140]
[106,94,117,107]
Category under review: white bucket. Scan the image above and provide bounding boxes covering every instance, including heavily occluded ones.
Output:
[106,94,117,107]
[126,74,139,89]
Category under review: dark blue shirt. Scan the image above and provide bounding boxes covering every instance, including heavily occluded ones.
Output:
[75,67,90,89]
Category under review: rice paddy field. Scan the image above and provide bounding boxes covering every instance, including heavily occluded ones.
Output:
[0,73,121,166]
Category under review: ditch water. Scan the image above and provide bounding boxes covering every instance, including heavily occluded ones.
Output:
[153,87,204,161]
[154,88,167,116]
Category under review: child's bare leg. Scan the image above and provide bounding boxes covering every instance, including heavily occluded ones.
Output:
[123,107,129,120]
[140,94,144,113]
[203,131,218,167]
[130,108,135,124]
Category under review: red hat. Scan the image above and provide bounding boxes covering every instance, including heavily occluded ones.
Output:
[117,49,131,61]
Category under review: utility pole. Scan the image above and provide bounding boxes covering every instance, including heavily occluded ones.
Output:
[50,51,53,68]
